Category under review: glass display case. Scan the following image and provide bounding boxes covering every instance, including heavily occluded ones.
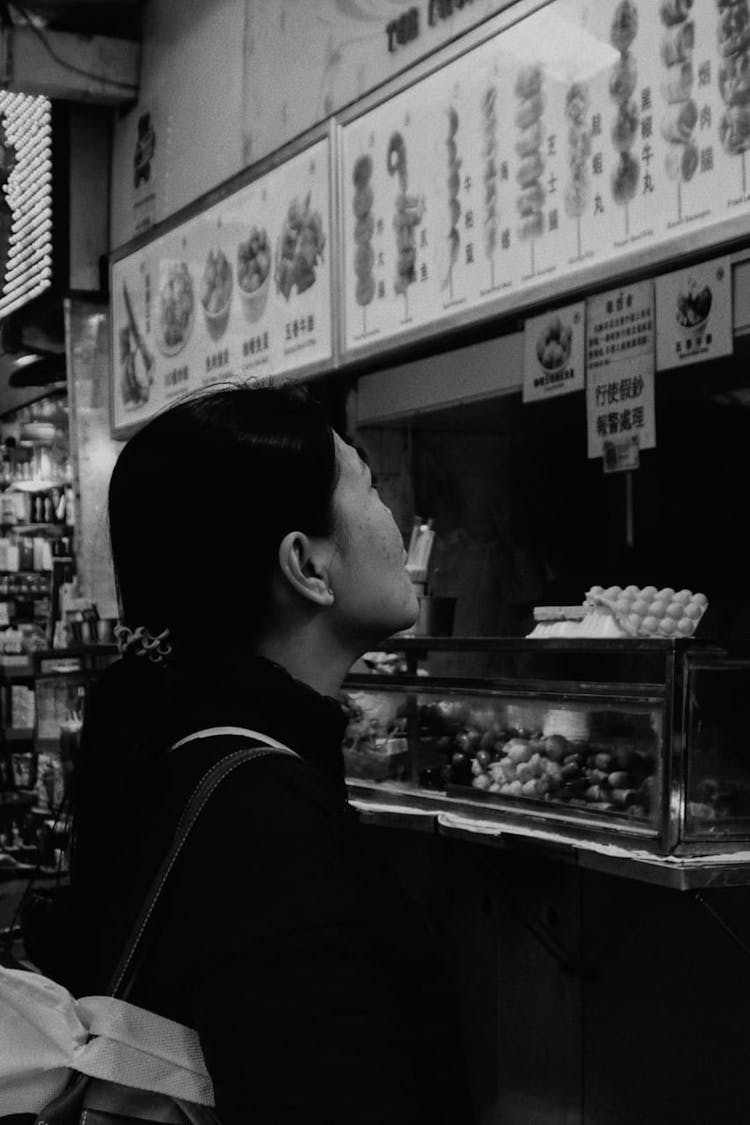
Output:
[342,638,750,857]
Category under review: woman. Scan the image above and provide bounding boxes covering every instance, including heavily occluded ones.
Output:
[71,382,474,1124]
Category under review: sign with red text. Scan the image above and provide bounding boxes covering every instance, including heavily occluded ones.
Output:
[586,281,655,461]
[656,255,733,371]
[523,301,585,403]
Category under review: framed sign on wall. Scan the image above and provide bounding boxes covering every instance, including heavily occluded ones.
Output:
[110,131,334,438]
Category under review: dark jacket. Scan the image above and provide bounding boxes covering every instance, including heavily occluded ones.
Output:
[72,656,474,1125]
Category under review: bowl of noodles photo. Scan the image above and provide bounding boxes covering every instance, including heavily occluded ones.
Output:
[157,260,195,356]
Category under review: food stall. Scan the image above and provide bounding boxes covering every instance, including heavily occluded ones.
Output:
[103,0,750,882]
[102,2,750,1118]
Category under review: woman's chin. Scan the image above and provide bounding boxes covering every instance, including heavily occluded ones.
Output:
[393,596,420,635]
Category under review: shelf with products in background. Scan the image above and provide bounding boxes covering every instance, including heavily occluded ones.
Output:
[0,391,77,877]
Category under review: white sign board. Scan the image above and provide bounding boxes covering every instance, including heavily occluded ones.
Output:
[655,255,733,370]
[111,139,333,437]
[340,0,750,357]
[523,301,585,402]
[586,280,656,460]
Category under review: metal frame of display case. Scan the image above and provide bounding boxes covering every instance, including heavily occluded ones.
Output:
[344,637,750,883]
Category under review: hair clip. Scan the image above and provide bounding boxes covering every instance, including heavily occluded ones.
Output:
[114,624,172,665]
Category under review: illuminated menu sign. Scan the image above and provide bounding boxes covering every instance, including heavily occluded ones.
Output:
[0,92,52,319]
[110,137,333,437]
[340,0,750,357]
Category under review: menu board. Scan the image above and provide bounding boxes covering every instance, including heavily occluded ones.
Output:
[110,139,332,436]
[340,0,749,356]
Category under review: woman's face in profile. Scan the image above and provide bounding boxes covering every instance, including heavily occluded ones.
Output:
[327,434,419,643]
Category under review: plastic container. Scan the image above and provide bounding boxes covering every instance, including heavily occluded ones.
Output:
[415,596,456,636]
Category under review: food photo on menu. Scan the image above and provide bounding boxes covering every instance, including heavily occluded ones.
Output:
[536,314,572,378]
[237,226,271,322]
[157,259,195,356]
[659,0,698,191]
[565,80,591,229]
[514,64,546,249]
[275,192,326,301]
[716,0,750,163]
[387,130,424,315]
[200,248,233,339]
[352,153,376,328]
[445,105,461,301]
[676,273,712,331]
[119,281,154,410]
[353,151,375,328]
[481,82,499,287]
[609,0,641,213]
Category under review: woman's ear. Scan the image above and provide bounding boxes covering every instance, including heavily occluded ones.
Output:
[277,531,335,607]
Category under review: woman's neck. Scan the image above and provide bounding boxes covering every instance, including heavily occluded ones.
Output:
[253,631,357,698]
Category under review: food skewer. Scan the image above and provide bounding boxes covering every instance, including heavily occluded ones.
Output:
[514,64,546,277]
[482,83,499,290]
[715,0,750,197]
[122,281,154,377]
[387,131,424,323]
[445,106,461,303]
[659,0,698,221]
[609,1,641,238]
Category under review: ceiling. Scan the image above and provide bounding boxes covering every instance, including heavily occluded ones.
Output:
[5,0,144,41]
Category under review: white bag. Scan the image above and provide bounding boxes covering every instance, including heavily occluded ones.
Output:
[0,965,213,1115]
[0,729,299,1123]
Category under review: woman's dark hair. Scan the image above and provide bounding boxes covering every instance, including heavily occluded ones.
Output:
[68,382,339,961]
[111,381,338,654]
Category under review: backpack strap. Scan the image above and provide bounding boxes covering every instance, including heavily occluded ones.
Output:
[169,725,296,755]
[109,731,299,997]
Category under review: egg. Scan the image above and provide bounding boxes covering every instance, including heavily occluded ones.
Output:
[642,615,659,633]
[691,592,708,608]
[675,589,692,604]
[660,587,676,600]
[627,612,643,630]
[624,584,639,597]
[641,585,657,599]
[684,602,702,620]
[649,600,667,617]
[631,598,648,614]
[659,618,676,635]
[666,601,683,619]
[677,616,694,635]
[506,740,533,764]
[604,585,622,600]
